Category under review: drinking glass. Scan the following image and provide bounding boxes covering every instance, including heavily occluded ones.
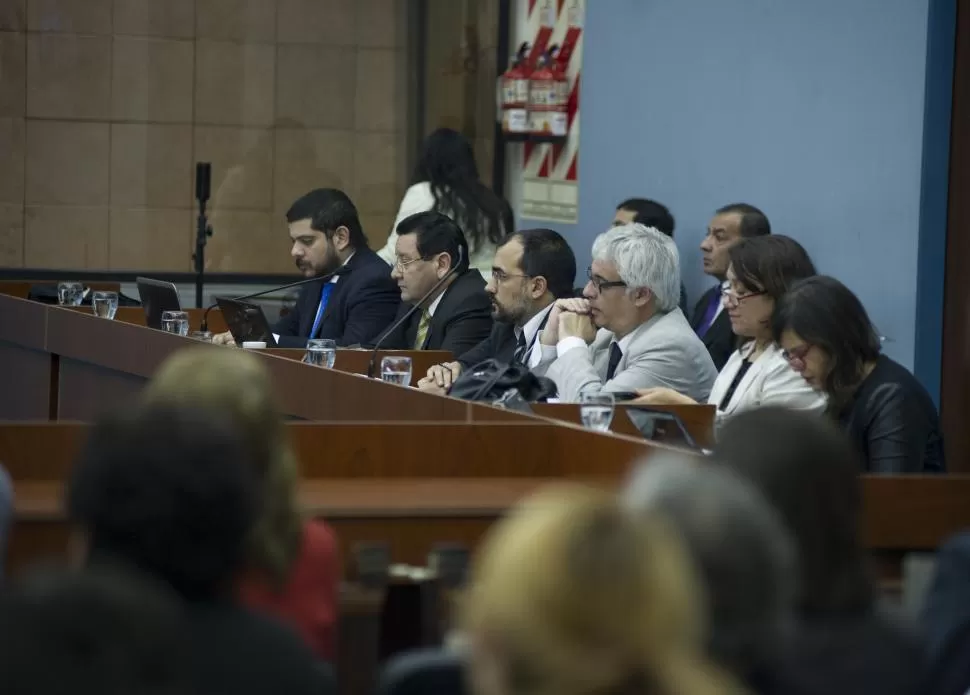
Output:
[305,339,336,368]
[190,331,213,342]
[580,391,615,432]
[380,356,413,386]
[160,310,190,336]
[91,291,118,320]
[56,282,84,306]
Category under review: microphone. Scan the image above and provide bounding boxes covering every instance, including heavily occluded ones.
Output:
[366,246,465,379]
[200,266,350,332]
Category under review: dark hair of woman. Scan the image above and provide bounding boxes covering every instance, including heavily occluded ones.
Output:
[716,407,873,619]
[728,235,816,302]
[771,275,881,414]
[411,128,514,252]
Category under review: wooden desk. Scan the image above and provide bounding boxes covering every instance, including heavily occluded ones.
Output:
[66,305,230,334]
[263,348,451,381]
[0,280,121,299]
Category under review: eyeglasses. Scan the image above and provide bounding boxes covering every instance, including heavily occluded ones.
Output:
[586,267,627,293]
[491,268,530,283]
[721,288,765,307]
[781,344,812,370]
[393,256,427,271]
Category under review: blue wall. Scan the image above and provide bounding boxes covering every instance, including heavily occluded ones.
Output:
[520,0,955,401]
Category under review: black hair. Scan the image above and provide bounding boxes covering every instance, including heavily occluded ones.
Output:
[728,235,816,301]
[616,198,675,237]
[396,211,470,274]
[771,275,881,412]
[716,202,771,237]
[285,188,367,248]
[0,564,188,695]
[68,403,258,602]
[507,228,577,299]
[411,128,514,252]
[716,407,873,619]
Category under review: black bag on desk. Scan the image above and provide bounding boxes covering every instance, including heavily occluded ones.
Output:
[27,284,140,306]
[447,359,557,403]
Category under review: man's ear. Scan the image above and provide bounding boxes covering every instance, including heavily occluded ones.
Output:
[631,287,652,308]
[530,275,548,299]
[332,225,351,251]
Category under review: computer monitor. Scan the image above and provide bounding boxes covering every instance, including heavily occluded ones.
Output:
[625,406,705,452]
[136,277,181,330]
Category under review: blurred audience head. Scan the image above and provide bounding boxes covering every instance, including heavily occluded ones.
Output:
[701,203,771,281]
[613,198,675,238]
[487,229,577,325]
[412,127,512,249]
[0,564,188,695]
[286,188,365,277]
[391,211,470,303]
[772,275,881,411]
[586,224,681,336]
[143,347,303,590]
[623,453,797,679]
[716,407,872,619]
[67,403,258,602]
[724,235,816,342]
[462,484,737,695]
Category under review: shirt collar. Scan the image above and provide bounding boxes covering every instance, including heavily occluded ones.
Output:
[427,292,444,317]
[514,303,554,343]
[326,252,355,284]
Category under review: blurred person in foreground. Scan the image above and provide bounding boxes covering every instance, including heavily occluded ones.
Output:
[142,346,339,663]
[534,223,716,402]
[461,483,744,695]
[717,407,924,695]
[624,453,797,694]
[634,235,824,431]
[0,462,11,581]
[67,403,331,695]
[0,564,189,695]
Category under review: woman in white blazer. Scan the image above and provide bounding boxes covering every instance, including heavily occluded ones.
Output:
[377,128,513,279]
[634,235,826,430]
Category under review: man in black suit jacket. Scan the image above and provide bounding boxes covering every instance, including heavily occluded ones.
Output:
[691,202,771,370]
[375,212,492,357]
[212,188,400,348]
[416,228,577,394]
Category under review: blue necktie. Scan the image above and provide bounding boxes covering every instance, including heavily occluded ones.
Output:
[696,285,722,338]
[309,282,335,339]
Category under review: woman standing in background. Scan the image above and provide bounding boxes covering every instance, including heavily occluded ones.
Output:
[378,128,514,279]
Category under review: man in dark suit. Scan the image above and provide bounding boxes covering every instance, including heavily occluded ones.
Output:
[212,188,400,348]
[613,197,688,314]
[375,212,492,356]
[691,203,771,370]
[416,228,577,394]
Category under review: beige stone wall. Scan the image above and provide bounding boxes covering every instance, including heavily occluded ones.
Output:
[0,0,409,272]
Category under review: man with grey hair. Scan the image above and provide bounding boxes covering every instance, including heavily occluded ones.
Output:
[534,223,716,401]
[623,453,796,691]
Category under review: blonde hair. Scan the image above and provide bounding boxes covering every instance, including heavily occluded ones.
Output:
[462,484,743,695]
[142,347,303,589]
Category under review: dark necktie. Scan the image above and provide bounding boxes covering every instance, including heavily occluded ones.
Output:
[512,331,527,363]
[606,342,622,381]
[696,285,722,338]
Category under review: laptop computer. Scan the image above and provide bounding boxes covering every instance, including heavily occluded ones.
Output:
[625,406,706,452]
[136,277,181,329]
[215,297,278,347]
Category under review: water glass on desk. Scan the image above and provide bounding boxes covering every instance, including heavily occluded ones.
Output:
[161,310,189,336]
[56,282,83,306]
[380,356,412,386]
[91,291,118,320]
[190,331,213,342]
[580,391,615,432]
[305,339,336,367]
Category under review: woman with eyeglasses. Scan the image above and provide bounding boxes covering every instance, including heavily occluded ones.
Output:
[634,235,825,430]
[773,275,944,473]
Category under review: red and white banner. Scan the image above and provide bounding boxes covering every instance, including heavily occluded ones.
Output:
[517,0,583,223]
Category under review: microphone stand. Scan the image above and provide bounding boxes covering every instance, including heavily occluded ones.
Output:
[366,247,465,379]
[193,162,213,309]
[200,267,347,333]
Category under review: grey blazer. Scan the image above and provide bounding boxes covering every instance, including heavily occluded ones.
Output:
[537,309,718,402]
